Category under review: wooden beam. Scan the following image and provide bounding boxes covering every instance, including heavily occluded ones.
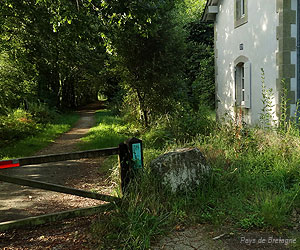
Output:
[16,147,119,166]
[0,175,121,203]
[0,203,114,231]
[0,147,120,169]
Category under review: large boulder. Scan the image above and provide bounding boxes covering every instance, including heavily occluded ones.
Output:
[150,148,210,192]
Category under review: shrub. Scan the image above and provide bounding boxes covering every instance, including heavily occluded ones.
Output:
[26,102,58,124]
[0,109,40,147]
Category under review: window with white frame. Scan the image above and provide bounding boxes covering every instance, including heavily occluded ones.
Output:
[235,0,248,28]
[235,62,251,108]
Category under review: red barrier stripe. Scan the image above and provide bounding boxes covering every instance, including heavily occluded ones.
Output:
[0,160,20,169]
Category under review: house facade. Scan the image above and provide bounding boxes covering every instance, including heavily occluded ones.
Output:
[202,0,299,125]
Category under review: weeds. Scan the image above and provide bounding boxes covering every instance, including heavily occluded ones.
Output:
[81,107,300,249]
[259,69,276,128]
[279,78,289,132]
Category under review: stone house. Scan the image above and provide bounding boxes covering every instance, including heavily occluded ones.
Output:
[202,0,299,125]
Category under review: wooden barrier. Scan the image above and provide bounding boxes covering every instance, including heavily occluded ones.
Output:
[0,147,119,169]
[0,175,121,203]
[0,138,143,231]
[0,203,114,231]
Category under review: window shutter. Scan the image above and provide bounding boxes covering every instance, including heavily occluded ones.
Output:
[236,0,241,19]
[244,61,251,108]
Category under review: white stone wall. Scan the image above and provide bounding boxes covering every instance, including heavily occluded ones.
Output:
[215,0,278,125]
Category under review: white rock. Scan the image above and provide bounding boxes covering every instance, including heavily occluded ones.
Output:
[150,148,210,192]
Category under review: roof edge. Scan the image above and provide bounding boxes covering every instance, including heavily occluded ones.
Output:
[201,0,219,22]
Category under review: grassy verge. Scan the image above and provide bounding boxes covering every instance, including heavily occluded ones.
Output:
[80,109,163,163]
[80,109,300,249]
[80,110,130,150]
[79,110,169,249]
[193,125,300,230]
[0,113,79,159]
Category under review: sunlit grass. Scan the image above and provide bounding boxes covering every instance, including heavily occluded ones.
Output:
[80,110,130,150]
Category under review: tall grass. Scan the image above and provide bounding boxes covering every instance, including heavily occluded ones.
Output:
[193,123,300,230]
[81,108,300,249]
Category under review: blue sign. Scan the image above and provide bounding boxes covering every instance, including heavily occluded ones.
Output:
[132,143,142,169]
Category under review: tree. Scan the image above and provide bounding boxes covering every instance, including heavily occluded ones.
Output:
[97,0,185,127]
[0,0,106,111]
[181,1,215,110]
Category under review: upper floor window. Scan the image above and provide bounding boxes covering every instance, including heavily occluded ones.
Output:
[235,0,248,28]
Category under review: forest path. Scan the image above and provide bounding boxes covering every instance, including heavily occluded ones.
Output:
[0,102,111,223]
[0,102,119,249]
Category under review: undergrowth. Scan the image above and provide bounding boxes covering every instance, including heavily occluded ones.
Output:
[0,112,79,159]
[80,108,300,249]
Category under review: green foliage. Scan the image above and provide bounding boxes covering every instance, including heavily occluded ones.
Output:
[0,112,79,159]
[0,101,61,148]
[81,108,300,248]
[0,0,106,111]
[91,176,171,250]
[184,19,215,110]
[172,105,215,139]
[141,105,215,149]
[0,109,39,147]
[0,52,37,113]
[180,0,206,23]
[25,102,58,124]
[189,45,215,108]
[197,122,300,230]
[0,0,216,129]
[80,110,131,150]
[106,0,186,127]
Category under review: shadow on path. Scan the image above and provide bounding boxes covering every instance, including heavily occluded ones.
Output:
[0,102,111,223]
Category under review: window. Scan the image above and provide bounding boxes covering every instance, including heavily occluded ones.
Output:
[241,66,245,105]
[240,0,245,17]
[235,0,248,28]
[235,62,251,108]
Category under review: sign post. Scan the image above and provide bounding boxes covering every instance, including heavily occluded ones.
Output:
[118,138,143,194]
[127,137,143,170]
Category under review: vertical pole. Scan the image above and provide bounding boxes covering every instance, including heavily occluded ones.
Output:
[118,142,131,195]
[297,0,300,122]
[118,138,144,195]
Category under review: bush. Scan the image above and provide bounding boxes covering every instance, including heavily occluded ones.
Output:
[0,109,40,147]
[142,105,215,149]
[26,102,58,124]
[171,105,215,139]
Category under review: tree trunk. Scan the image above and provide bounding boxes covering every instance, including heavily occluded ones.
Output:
[136,89,149,127]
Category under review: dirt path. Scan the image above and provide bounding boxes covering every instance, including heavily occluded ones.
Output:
[0,103,110,223]
[151,225,292,250]
[0,102,117,249]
